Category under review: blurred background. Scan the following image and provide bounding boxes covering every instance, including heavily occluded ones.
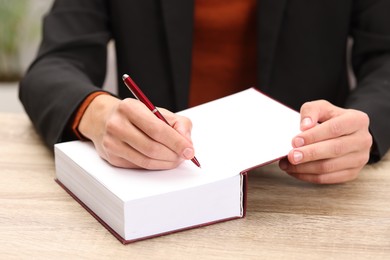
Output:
[0,0,54,112]
[0,0,117,113]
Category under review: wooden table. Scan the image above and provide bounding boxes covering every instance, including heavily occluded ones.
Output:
[1,113,389,259]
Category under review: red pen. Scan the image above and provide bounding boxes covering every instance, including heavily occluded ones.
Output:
[122,74,201,168]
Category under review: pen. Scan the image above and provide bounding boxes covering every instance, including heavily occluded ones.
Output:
[122,74,201,168]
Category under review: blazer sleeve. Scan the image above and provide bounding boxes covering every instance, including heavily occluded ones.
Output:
[346,0,390,160]
[19,0,112,147]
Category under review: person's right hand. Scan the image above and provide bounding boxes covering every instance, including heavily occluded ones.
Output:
[78,94,196,169]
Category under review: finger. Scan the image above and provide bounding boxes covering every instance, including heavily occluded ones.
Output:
[113,121,181,162]
[289,133,371,165]
[134,114,195,160]
[281,151,368,175]
[299,100,343,131]
[121,99,195,160]
[117,145,184,170]
[104,103,180,162]
[102,135,183,170]
[293,111,370,148]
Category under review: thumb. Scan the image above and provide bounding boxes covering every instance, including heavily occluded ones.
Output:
[299,100,341,131]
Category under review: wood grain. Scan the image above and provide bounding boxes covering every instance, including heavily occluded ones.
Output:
[1,113,389,259]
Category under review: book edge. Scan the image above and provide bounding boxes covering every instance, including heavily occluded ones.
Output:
[54,155,285,244]
[55,178,245,245]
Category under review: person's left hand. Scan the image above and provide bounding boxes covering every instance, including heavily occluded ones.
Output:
[279,100,373,184]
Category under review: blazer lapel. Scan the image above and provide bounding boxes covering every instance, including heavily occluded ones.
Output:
[257,0,288,91]
[160,0,194,110]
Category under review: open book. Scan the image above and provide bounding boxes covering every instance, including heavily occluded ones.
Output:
[54,88,301,244]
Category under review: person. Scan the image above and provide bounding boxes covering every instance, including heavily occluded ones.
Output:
[19,0,390,184]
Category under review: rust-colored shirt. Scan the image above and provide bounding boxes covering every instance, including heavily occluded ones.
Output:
[72,0,257,137]
[188,0,257,107]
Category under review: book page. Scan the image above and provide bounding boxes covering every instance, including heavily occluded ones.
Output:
[179,88,301,174]
[56,88,300,201]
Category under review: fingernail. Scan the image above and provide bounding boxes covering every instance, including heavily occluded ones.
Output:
[294,137,305,148]
[183,148,194,160]
[301,117,312,128]
[293,151,303,163]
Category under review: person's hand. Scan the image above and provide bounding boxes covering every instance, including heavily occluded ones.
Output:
[78,95,195,169]
[279,100,373,184]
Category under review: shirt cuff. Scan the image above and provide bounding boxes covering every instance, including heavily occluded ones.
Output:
[71,91,110,140]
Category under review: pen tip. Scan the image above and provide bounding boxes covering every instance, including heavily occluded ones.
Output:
[122,74,129,81]
[191,157,201,168]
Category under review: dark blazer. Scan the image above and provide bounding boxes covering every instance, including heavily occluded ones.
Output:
[19,0,390,160]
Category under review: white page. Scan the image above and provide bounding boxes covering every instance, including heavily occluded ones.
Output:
[56,88,301,201]
[180,88,301,173]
